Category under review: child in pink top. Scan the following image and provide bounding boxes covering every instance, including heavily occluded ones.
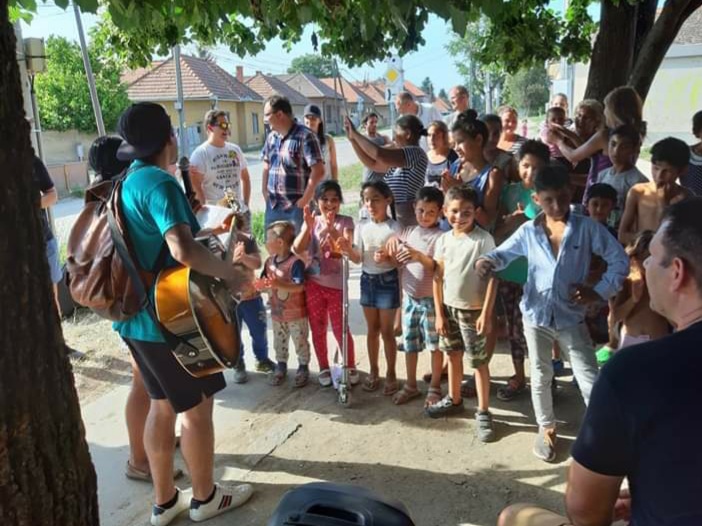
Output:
[293,181,357,387]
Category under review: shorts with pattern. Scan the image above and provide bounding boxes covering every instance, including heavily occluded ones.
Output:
[401,295,439,352]
[439,305,488,368]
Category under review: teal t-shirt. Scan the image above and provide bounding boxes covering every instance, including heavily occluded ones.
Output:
[496,183,540,285]
[112,160,200,342]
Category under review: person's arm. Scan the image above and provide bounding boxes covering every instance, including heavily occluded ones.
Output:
[189,166,207,205]
[433,258,447,336]
[588,222,629,301]
[479,167,505,228]
[165,224,239,281]
[34,158,58,208]
[344,116,408,173]
[293,205,316,254]
[475,224,528,276]
[347,222,363,264]
[40,187,58,208]
[608,279,637,325]
[618,186,640,245]
[240,167,251,207]
[297,163,324,208]
[232,236,262,270]
[262,161,270,203]
[557,128,608,165]
[476,276,497,336]
[327,136,339,181]
[566,461,625,526]
[270,259,305,293]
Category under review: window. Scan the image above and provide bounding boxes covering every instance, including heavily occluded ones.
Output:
[252,113,260,135]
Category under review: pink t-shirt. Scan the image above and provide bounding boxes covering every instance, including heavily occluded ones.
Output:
[399,225,443,298]
[306,214,355,290]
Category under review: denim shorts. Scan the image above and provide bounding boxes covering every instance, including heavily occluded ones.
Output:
[45,237,62,284]
[360,269,400,310]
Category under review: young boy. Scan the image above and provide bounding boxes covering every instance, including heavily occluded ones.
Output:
[258,221,311,387]
[596,124,647,228]
[429,186,498,443]
[586,183,618,238]
[386,187,444,406]
[231,214,276,383]
[619,137,691,244]
[476,165,628,461]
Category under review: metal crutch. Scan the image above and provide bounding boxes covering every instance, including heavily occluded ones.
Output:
[337,254,352,407]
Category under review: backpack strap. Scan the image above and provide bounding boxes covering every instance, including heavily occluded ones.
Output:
[107,178,197,354]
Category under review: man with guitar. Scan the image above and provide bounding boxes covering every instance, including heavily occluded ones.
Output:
[114,102,253,525]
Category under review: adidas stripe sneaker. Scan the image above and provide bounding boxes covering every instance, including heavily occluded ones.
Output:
[189,482,254,522]
[151,487,192,526]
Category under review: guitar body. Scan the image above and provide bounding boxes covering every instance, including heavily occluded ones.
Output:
[155,266,240,378]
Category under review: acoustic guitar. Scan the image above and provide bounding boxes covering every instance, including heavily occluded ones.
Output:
[154,157,242,378]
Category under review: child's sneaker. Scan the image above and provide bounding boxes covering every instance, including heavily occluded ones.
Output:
[151,487,192,526]
[318,369,333,387]
[255,358,275,373]
[533,427,557,462]
[475,411,496,443]
[425,395,464,418]
[233,361,248,384]
[189,483,254,522]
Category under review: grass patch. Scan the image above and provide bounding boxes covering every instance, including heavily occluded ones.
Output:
[338,163,363,200]
[639,146,652,161]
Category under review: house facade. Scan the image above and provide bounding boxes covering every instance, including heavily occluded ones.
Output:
[276,73,345,134]
[242,69,310,123]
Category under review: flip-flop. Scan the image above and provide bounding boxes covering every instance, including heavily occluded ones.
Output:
[294,368,309,388]
[383,380,400,396]
[392,386,421,405]
[125,461,183,482]
[362,374,380,392]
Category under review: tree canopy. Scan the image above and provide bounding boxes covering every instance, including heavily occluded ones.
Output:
[502,65,550,117]
[287,53,335,77]
[34,36,129,133]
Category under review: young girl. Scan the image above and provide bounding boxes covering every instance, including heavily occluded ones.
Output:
[347,181,402,394]
[426,120,458,188]
[293,181,358,387]
[443,109,505,231]
[609,230,670,349]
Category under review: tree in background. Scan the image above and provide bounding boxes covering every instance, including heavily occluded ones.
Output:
[287,53,335,77]
[34,36,129,132]
[502,65,550,117]
[420,76,434,100]
[438,87,448,101]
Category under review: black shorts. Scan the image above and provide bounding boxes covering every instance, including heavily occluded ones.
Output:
[123,337,226,414]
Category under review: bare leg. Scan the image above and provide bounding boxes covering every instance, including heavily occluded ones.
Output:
[405,352,419,390]
[144,399,177,504]
[379,309,398,382]
[447,351,463,402]
[430,350,444,390]
[180,396,216,501]
[126,358,150,473]
[474,363,491,412]
[363,307,381,378]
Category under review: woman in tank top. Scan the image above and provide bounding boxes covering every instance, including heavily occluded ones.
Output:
[304,104,338,181]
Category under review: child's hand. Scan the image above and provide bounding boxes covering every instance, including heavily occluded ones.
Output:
[474,258,495,279]
[336,236,353,256]
[253,277,272,291]
[232,241,246,263]
[476,312,492,337]
[613,488,632,522]
[441,169,460,193]
[435,313,448,337]
[571,285,600,304]
[303,205,315,230]
[373,248,388,264]
[385,236,403,258]
[395,245,418,265]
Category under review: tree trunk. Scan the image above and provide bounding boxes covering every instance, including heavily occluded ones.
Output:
[0,3,99,525]
[632,0,657,66]
[583,0,637,101]
[629,0,702,101]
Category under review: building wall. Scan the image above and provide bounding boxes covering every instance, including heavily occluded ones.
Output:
[41,130,101,164]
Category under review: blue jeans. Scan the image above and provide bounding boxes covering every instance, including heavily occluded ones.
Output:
[265,201,304,232]
[523,322,598,429]
[236,296,269,365]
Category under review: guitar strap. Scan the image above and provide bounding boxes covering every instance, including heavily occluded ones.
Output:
[107,172,198,356]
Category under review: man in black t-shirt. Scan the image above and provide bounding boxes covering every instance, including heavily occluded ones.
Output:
[498,197,702,526]
[33,156,62,306]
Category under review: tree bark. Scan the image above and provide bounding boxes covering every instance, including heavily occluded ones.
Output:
[0,3,99,525]
[583,0,637,102]
[632,0,658,66]
[629,0,702,101]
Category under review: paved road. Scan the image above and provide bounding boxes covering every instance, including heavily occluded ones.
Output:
[52,137,362,247]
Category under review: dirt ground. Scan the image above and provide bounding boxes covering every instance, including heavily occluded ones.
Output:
[65,266,586,526]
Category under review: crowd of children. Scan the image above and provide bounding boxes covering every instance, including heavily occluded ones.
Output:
[228,87,699,461]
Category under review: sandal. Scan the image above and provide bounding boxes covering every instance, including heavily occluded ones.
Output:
[383,379,400,396]
[125,461,183,482]
[497,375,526,402]
[269,364,287,386]
[392,385,421,405]
[362,374,380,392]
[294,367,309,388]
[424,387,443,408]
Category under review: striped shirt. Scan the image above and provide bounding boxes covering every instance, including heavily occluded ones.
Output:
[681,146,702,196]
[263,123,323,209]
[385,146,428,204]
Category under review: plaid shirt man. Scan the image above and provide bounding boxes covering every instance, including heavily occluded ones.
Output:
[263,122,323,209]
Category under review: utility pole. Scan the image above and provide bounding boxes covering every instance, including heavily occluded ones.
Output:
[73,1,105,135]
[173,45,188,155]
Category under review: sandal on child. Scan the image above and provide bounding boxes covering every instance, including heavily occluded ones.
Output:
[383,379,400,396]
[497,376,526,402]
[125,461,183,482]
[294,368,309,388]
[392,385,421,405]
[362,374,380,392]
[269,364,287,386]
[424,387,443,408]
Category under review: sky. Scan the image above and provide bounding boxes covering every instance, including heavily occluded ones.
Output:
[20,3,466,94]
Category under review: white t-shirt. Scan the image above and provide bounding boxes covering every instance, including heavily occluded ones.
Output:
[434,226,496,310]
[189,142,248,205]
[414,103,444,151]
[353,218,402,274]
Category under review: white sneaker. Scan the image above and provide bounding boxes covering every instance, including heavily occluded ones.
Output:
[189,482,254,522]
[150,487,192,526]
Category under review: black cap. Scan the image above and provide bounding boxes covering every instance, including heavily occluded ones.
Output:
[116,102,172,161]
[303,104,322,118]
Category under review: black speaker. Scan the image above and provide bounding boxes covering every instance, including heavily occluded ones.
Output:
[267,482,415,526]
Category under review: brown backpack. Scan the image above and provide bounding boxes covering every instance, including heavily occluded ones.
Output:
[65,176,160,321]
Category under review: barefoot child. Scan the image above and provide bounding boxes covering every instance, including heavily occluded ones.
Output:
[259,221,311,387]
[609,230,670,349]
[293,181,359,387]
[348,181,402,395]
[619,137,691,244]
[428,186,499,443]
[476,165,628,461]
[385,186,444,406]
